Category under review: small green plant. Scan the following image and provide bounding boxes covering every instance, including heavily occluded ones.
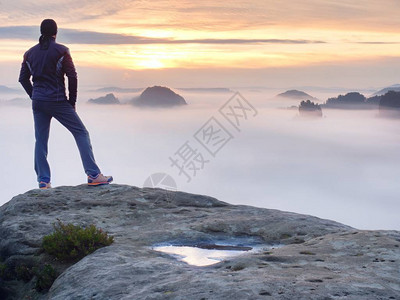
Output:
[42,220,114,262]
[0,262,7,279]
[299,250,316,255]
[280,233,292,239]
[15,264,34,282]
[35,264,58,292]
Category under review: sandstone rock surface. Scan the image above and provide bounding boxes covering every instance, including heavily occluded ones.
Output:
[0,184,399,299]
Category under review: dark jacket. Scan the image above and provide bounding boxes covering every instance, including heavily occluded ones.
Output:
[19,37,77,106]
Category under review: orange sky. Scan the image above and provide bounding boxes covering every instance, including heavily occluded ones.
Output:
[0,1,399,87]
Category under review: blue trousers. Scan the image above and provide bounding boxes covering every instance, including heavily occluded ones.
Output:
[32,100,101,183]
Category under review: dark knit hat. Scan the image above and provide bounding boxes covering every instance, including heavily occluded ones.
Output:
[40,19,58,36]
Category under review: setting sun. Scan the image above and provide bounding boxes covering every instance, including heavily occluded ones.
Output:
[136,57,165,69]
[0,0,399,86]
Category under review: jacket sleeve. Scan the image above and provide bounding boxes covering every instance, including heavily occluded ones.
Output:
[18,52,33,98]
[62,48,77,105]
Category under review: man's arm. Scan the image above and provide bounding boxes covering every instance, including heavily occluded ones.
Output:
[62,49,77,107]
[18,53,33,98]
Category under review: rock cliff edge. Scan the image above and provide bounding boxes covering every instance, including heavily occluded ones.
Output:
[0,184,399,299]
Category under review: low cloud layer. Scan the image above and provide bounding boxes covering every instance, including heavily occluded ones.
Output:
[1,90,399,231]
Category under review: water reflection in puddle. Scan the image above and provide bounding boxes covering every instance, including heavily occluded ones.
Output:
[153,244,266,267]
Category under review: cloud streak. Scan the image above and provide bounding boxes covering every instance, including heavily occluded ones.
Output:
[355,42,400,45]
[0,26,325,45]
[1,1,400,34]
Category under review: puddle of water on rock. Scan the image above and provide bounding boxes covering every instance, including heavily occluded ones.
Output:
[153,243,275,267]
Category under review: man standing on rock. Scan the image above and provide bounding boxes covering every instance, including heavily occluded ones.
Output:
[18,19,113,189]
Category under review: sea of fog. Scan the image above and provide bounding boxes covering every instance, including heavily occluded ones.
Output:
[1,89,399,230]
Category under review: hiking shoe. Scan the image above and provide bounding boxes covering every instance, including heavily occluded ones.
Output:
[39,182,51,189]
[88,173,113,186]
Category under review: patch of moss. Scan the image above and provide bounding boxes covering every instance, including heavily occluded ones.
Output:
[292,238,305,244]
[42,220,114,262]
[299,251,316,255]
[35,264,58,292]
[231,263,246,271]
[15,264,35,282]
[280,233,292,239]
[0,263,7,279]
